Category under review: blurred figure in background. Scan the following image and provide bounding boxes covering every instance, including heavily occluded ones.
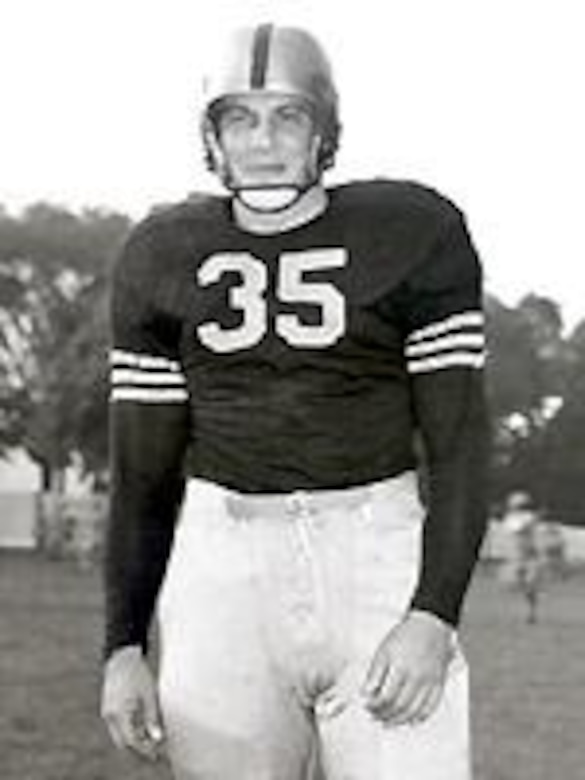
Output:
[502,492,545,624]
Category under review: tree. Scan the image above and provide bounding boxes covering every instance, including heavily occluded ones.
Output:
[539,319,585,526]
[484,293,569,510]
[0,204,130,489]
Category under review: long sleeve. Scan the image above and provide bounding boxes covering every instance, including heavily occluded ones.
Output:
[398,206,490,625]
[104,222,190,659]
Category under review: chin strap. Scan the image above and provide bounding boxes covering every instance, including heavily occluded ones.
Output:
[206,118,325,214]
[235,186,306,213]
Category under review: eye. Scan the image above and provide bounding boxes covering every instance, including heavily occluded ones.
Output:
[277,104,313,126]
[218,106,253,131]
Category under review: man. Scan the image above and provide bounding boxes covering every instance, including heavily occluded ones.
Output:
[101,23,489,780]
[502,492,545,624]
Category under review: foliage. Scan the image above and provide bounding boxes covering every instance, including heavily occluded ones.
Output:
[538,321,585,525]
[0,204,130,487]
[486,292,585,525]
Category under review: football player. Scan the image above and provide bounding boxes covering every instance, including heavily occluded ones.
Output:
[100,23,489,780]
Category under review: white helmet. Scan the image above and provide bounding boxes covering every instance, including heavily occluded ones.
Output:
[201,23,341,183]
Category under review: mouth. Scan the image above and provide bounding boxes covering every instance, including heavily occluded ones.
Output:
[242,162,288,176]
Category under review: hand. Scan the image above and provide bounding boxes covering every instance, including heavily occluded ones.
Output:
[361,609,455,726]
[100,645,165,761]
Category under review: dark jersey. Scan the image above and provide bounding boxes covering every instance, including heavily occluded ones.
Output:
[104,179,490,656]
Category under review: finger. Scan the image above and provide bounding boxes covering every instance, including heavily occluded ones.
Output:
[362,650,389,698]
[142,687,165,747]
[364,665,405,714]
[390,678,445,727]
[372,675,421,724]
[106,708,143,753]
[382,683,432,726]
[103,713,127,751]
[107,705,158,761]
[121,707,146,753]
[129,706,163,761]
[411,682,444,723]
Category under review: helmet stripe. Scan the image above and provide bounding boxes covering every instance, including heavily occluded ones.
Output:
[250,23,273,88]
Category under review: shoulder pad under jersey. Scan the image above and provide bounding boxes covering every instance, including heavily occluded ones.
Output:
[114,193,229,279]
[330,179,465,303]
[141,192,229,234]
[332,178,461,227]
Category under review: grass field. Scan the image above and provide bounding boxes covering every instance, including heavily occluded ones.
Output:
[1,552,583,780]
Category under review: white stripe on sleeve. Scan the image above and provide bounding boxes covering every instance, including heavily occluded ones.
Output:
[405,332,485,358]
[407,311,484,343]
[110,386,190,403]
[109,349,188,403]
[408,351,486,374]
[110,349,183,372]
[405,310,485,374]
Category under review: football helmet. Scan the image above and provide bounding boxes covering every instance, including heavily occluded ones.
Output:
[201,23,341,206]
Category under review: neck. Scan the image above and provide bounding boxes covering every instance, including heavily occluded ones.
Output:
[232,183,329,235]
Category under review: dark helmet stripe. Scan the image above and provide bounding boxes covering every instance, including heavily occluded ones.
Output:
[250,23,273,88]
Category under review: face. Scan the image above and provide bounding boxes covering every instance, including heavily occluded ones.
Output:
[213,92,321,190]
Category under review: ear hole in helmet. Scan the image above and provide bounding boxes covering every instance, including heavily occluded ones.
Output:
[201,115,226,176]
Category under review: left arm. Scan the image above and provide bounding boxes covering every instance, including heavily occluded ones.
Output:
[363,204,490,724]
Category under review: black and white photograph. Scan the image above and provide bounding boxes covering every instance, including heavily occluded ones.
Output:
[1,2,584,779]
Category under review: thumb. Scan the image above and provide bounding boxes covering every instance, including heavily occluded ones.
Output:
[142,685,164,742]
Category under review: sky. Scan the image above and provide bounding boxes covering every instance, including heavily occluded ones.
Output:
[1,0,583,330]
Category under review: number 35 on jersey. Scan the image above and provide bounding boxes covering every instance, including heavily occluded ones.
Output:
[196,248,348,353]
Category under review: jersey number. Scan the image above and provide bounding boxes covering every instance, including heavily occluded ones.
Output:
[197,249,347,353]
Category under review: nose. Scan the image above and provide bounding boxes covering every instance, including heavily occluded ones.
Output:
[249,115,274,150]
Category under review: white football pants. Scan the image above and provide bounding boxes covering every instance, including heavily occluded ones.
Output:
[157,471,472,780]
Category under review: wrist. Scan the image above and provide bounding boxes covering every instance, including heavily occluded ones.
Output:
[406,608,456,638]
[105,644,144,671]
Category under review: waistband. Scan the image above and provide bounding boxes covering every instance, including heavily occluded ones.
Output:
[186,470,420,521]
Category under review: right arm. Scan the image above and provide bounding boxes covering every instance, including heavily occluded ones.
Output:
[105,396,188,658]
[101,222,190,759]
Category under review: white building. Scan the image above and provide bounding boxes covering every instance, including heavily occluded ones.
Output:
[0,448,40,549]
